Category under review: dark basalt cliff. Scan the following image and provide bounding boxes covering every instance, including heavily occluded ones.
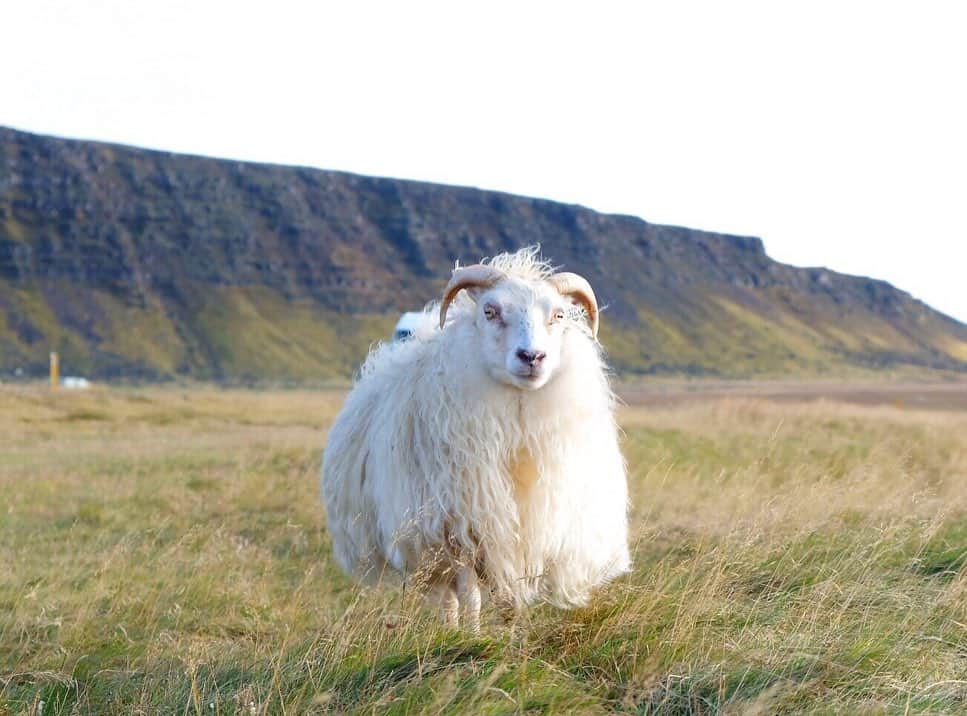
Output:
[2,125,965,380]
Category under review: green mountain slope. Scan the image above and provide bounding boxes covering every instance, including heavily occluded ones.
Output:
[2,125,966,381]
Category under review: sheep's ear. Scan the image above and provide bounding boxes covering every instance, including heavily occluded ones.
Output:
[439,265,505,328]
[549,272,599,338]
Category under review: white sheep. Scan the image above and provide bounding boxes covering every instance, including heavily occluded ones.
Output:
[321,246,630,631]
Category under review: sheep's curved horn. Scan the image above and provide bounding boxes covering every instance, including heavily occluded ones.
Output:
[439,264,505,329]
[549,272,599,338]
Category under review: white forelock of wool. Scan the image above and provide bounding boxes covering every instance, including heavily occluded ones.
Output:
[321,245,630,630]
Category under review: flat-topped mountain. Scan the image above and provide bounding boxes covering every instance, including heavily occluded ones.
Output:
[2,125,965,380]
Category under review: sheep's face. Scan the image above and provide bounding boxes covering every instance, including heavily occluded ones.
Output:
[473,280,571,391]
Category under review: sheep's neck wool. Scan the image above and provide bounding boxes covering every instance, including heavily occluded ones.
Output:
[509,446,540,502]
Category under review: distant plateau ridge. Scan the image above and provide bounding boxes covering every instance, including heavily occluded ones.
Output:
[1,125,966,381]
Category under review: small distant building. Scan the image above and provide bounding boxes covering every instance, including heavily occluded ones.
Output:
[62,376,92,389]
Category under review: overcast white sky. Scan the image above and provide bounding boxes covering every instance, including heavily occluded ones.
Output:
[3,1,965,322]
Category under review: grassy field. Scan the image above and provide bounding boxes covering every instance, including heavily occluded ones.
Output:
[2,383,966,714]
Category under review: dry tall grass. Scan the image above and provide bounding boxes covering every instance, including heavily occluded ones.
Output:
[1,384,965,714]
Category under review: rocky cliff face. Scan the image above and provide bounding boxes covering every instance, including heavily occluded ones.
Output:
[2,125,966,381]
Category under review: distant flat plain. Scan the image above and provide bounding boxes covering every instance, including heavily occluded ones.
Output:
[618,379,967,411]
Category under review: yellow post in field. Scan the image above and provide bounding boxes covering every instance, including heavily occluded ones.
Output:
[50,351,59,391]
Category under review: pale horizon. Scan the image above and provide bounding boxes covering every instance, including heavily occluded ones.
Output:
[3,1,965,322]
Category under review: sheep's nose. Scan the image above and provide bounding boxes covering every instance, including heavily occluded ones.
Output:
[516,348,546,366]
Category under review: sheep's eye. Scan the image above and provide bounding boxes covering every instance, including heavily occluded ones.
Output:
[483,304,499,321]
[551,309,566,323]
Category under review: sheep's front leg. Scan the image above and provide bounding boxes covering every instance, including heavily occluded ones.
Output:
[433,584,460,628]
[456,568,481,634]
